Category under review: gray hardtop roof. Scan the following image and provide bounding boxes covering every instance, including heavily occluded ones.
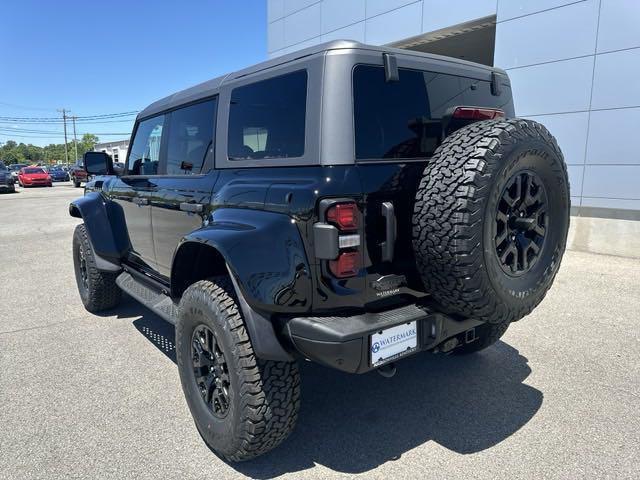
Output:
[137,40,504,120]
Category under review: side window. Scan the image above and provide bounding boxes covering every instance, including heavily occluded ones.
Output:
[165,99,217,175]
[127,115,165,175]
[353,65,513,160]
[228,70,307,160]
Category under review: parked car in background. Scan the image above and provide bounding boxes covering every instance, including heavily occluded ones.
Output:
[48,165,70,182]
[8,163,27,183]
[18,166,52,187]
[69,160,87,187]
[0,162,16,193]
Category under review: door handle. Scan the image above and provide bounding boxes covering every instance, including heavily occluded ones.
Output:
[180,202,203,213]
[381,202,396,262]
[132,197,148,205]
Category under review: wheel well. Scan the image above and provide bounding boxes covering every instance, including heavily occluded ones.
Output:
[171,242,228,298]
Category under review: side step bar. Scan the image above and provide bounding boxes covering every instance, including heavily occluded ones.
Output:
[115,271,179,325]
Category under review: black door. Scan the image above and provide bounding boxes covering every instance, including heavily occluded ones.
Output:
[150,98,218,278]
[111,114,166,272]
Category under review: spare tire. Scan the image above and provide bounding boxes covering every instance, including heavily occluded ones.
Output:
[412,118,569,325]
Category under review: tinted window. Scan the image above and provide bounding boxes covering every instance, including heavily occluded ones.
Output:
[228,70,307,160]
[127,115,165,175]
[24,168,45,174]
[353,65,513,160]
[166,99,216,175]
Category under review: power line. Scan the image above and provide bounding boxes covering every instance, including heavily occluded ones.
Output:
[0,130,130,136]
[0,126,129,135]
[0,111,138,121]
[0,118,135,125]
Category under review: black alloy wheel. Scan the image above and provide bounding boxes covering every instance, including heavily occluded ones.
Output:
[78,244,89,292]
[191,324,231,418]
[494,170,548,276]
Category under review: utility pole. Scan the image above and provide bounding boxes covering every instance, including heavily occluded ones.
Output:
[58,108,69,165]
[71,116,78,163]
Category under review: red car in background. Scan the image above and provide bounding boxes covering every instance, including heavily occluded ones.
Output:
[69,160,88,188]
[18,167,52,187]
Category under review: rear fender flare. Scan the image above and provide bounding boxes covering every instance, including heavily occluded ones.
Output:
[173,208,312,313]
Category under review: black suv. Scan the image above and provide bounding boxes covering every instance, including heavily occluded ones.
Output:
[70,41,569,461]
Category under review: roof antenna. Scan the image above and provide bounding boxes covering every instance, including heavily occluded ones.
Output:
[383,53,399,82]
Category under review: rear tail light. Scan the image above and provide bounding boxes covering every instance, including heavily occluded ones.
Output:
[326,202,358,230]
[329,252,360,278]
[318,200,361,279]
[452,107,505,120]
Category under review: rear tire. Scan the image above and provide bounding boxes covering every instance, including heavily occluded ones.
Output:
[176,277,300,462]
[72,224,122,313]
[412,118,570,326]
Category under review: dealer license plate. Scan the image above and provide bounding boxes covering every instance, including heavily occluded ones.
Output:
[370,321,418,367]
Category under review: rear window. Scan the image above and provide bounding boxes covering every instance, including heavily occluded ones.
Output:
[228,70,307,160]
[353,65,513,160]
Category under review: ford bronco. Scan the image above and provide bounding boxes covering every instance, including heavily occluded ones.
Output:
[70,41,569,461]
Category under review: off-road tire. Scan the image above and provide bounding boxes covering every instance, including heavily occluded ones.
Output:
[412,118,569,326]
[176,277,300,462]
[72,223,122,313]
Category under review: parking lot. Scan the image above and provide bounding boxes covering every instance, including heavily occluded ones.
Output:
[1,184,639,480]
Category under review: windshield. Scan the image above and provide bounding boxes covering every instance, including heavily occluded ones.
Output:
[24,168,45,174]
[10,164,26,171]
[0,163,7,172]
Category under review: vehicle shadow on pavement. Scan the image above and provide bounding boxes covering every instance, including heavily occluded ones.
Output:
[122,298,542,476]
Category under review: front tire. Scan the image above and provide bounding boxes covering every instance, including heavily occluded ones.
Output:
[176,277,300,462]
[72,224,122,313]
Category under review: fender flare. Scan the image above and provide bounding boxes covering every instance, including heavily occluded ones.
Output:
[171,208,313,361]
[69,192,129,271]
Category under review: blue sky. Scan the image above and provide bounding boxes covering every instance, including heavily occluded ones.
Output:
[0,0,267,146]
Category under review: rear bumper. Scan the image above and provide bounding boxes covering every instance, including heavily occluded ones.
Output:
[285,303,483,373]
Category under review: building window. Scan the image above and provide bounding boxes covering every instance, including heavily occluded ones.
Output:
[112,148,119,163]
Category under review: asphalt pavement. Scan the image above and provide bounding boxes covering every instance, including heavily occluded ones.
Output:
[1,183,639,479]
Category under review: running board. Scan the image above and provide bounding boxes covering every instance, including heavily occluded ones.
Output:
[116,271,179,325]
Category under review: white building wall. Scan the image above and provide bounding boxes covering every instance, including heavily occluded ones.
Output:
[268,0,640,216]
[495,0,640,213]
[268,0,496,57]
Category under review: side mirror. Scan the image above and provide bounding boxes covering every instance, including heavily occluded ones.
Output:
[84,151,114,176]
